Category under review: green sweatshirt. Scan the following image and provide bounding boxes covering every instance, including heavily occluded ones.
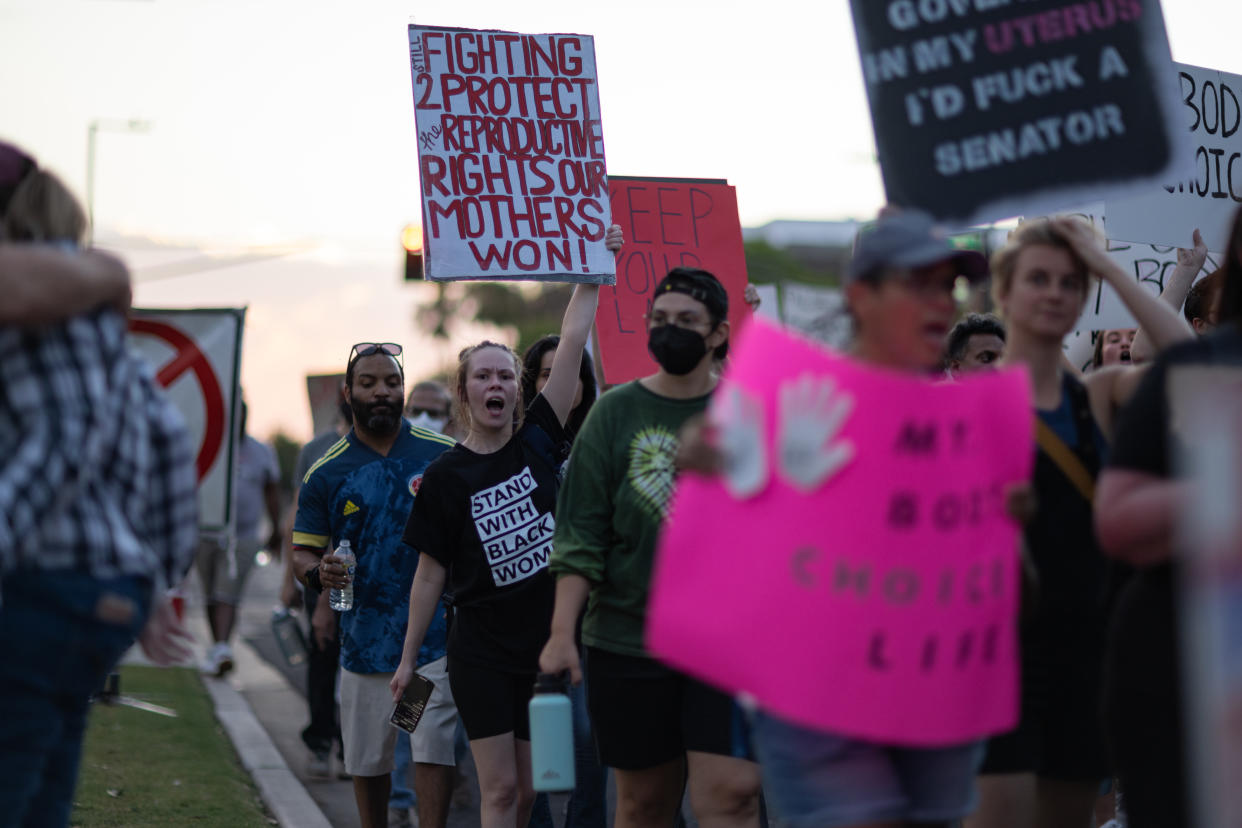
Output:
[551,380,711,657]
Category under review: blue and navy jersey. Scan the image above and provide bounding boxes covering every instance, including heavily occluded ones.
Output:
[293,421,455,673]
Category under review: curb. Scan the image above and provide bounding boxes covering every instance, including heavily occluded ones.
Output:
[202,640,333,828]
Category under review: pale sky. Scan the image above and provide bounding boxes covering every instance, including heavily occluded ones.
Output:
[2,0,1239,441]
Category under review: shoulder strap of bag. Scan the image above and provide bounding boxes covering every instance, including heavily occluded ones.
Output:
[1035,417,1095,504]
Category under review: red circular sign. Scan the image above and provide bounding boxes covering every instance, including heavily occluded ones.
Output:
[128,318,226,482]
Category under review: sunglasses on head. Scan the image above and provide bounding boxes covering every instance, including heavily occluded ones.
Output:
[349,342,403,368]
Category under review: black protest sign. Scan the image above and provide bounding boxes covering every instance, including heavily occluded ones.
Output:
[849,0,1187,225]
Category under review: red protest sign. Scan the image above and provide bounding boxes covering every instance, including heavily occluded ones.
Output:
[595,177,751,385]
[409,25,615,284]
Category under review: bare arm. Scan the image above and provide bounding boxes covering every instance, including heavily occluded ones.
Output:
[0,246,131,324]
[1095,467,1189,567]
[541,224,622,426]
[537,573,591,684]
[1131,229,1207,363]
[292,546,326,585]
[279,505,300,608]
[1053,218,1194,352]
[390,554,448,700]
[263,481,283,552]
[1060,350,1083,379]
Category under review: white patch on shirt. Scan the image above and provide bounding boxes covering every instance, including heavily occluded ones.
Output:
[471,466,554,587]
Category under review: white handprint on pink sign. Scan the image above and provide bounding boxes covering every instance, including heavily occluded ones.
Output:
[778,374,855,492]
[709,381,770,500]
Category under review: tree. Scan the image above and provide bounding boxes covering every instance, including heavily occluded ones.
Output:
[414,279,574,361]
[270,431,302,501]
[743,240,837,286]
[464,282,573,356]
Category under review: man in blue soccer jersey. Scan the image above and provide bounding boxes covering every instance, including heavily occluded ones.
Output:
[292,343,457,828]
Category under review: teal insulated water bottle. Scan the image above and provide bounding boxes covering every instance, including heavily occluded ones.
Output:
[529,672,574,792]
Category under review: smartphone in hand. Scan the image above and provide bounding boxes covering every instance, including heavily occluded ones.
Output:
[390,673,436,733]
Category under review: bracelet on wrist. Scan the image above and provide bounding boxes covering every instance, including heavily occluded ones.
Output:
[305,564,323,592]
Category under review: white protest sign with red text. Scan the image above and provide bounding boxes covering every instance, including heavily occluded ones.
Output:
[647,318,1033,746]
[409,25,614,283]
[128,308,245,533]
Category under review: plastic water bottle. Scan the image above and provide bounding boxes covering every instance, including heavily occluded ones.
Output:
[328,539,355,611]
[529,672,574,792]
[270,606,308,667]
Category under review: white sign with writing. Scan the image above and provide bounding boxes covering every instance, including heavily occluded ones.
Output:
[1106,63,1242,251]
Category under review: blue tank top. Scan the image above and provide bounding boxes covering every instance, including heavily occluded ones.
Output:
[1036,373,1109,466]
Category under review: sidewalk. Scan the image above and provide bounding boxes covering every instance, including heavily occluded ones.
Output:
[229,560,364,827]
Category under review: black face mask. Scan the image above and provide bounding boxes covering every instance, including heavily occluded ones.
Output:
[648,325,709,375]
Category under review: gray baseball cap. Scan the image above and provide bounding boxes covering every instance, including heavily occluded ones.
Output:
[847,210,988,284]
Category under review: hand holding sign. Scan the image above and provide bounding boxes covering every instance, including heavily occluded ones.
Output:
[605,224,624,254]
[1179,229,1209,273]
[778,374,855,493]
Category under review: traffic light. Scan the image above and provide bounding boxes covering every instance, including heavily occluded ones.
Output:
[402,224,424,281]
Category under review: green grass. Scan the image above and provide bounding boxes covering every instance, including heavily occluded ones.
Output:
[71,666,273,827]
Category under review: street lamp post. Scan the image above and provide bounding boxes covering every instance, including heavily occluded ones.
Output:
[85,118,152,243]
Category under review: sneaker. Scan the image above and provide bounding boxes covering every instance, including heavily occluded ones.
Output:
[306,750,331,780]
[388,807,413,828]
[198,642,234,678]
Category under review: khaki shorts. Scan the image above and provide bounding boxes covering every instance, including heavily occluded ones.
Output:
[340,657,457,777]
[194,537,259,606]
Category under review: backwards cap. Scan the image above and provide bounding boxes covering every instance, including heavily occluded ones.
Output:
[653,267,729,321]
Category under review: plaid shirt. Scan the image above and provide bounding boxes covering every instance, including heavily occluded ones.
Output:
[0,308,198,591]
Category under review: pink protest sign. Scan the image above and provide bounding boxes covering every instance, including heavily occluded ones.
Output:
[647,318,1033,747]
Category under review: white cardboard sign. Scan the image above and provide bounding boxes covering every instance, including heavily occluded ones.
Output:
[1054,205,1220,341]
[409,25,615,283]
[1106,63,1242,251]
[128,308,245,534]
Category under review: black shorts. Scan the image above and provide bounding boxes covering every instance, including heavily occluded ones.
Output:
[1103,573,1187,828]
[980,625,1109,780]
[584,646,751,771]
[447,655,534,741]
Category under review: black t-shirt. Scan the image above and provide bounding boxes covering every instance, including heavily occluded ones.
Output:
[403,393,568,673]
[1107,325,1242,697]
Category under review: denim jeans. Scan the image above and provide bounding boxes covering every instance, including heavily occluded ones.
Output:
[748,709,982,828]
[390,728,415,810]
[0,570,152,828]
[300,587,340,756]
